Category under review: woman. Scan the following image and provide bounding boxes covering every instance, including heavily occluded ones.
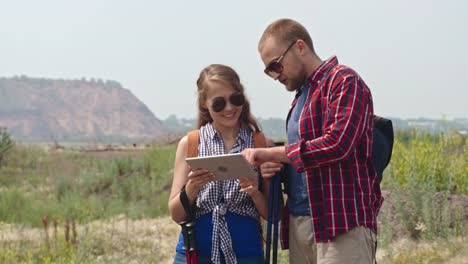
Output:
[168,64,270,264]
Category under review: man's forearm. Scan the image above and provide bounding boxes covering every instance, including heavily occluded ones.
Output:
[267,146,291,164]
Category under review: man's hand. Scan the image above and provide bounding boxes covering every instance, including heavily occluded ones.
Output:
[242,146,290,167]
[260,161,283,178]
[242,148,269,166]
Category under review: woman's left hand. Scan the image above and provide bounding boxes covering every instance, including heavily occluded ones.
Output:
[239,177,260,198]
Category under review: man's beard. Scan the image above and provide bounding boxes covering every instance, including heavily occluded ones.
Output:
[286,76,306,92]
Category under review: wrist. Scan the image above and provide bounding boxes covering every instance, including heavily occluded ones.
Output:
[184,182,198,202]
[249,189,262,199]
[273,146,289,163]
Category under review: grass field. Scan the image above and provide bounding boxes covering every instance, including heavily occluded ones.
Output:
[0,130,466,263]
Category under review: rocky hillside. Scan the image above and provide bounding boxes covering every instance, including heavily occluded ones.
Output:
[0,76,167,142]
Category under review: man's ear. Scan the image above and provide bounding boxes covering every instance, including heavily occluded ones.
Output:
[296,39,307,55]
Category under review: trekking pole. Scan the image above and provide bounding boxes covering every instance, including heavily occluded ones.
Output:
[265,177,274,264]
[180,221,192,264]
[266,170,282,264]
[272,172,281,264]
[179,184,198,264]
[186,221,198,264]
[265,142,284,264]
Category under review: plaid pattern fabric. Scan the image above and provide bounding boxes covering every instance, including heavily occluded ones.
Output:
[284,56,383,243]
[195,123,259,264]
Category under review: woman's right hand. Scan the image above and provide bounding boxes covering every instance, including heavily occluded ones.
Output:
[260,162,283,178]
[185,169,215,199]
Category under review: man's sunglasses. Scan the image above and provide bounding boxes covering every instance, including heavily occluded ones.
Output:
[211,93,245,112]
[263,40,297,79]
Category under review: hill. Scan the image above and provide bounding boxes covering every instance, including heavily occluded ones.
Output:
[0,76,167,143]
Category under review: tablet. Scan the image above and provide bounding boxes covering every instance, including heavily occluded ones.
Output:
[185,153,258,181]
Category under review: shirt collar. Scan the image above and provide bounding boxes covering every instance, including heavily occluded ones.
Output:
[205,122,248,144]
[306,56,338,85]
[294,56,338,99]
[205,122,217,140]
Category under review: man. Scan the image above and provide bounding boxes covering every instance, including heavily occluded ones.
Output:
[242,18,383,264]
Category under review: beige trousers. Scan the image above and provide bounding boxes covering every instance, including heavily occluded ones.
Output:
[289,215,316,264]
[289,215,376,264]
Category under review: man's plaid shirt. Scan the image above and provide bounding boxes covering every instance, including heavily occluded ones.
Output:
[283,56,383,243]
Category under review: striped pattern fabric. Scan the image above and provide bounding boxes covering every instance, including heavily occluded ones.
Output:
[195,123,259,264]
[285,56,383,242]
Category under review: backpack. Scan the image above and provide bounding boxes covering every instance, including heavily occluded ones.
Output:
[326,66,394,182]
[372,115,394,182]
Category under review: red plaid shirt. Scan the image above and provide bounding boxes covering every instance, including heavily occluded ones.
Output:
[283,56,383,243]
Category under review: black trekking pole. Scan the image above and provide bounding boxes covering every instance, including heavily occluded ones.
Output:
[265,172,281,264]
[180,222,192,264]
[186,221,198,264]
[179,185,198,264]
[265,142,284,264]
[179,221,198,264]
[272,172,281,264]
[265,177,274,264]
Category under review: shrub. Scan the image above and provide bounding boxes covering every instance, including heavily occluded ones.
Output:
[0,127,14,166]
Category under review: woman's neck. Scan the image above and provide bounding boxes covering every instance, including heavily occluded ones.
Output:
[212,122,240,142]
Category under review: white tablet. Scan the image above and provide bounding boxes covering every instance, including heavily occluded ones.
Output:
[185,153,258,181]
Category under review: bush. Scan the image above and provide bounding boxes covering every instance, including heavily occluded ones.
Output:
[383,130,467,195]
[0,127,14,166]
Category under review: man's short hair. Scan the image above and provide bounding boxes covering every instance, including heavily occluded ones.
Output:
[259,18,315,53]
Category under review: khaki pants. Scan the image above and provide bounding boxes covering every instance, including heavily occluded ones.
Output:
[289,215,316,264]
[289,215,376,264]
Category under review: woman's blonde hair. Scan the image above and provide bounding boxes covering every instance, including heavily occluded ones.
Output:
[196,64,260,132]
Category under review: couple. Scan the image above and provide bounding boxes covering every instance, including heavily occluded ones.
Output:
[168,18,382,264]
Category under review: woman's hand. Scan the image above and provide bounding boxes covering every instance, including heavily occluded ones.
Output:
[185,169,215,200]
[260,162,283,178]
[239,177,260,198]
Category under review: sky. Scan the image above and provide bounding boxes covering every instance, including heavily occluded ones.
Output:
[0,0,467,120]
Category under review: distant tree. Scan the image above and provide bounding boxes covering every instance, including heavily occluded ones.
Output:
[162,114,181,131]
[105,80,122,88]
[0,127,14,166]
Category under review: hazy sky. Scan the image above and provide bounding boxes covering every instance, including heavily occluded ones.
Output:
[1,0,467,120]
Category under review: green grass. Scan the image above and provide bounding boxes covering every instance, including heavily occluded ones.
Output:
[383,130,467,194]
[0,129,466,263]
[375,130,467,250]
[0,144,176,227]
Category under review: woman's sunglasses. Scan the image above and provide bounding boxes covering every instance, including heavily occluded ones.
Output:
[263,40,297,79]
[211,93,245,112]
